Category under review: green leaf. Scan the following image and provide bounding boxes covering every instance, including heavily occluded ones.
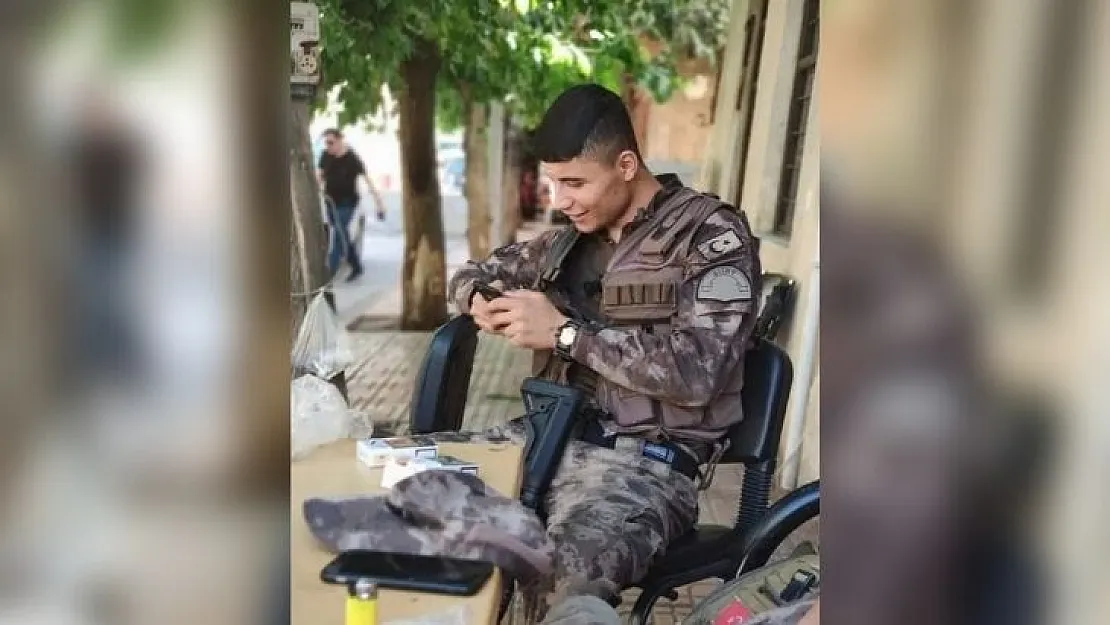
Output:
[320,0,731,128]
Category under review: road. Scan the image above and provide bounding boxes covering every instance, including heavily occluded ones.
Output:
[330,186,471,323]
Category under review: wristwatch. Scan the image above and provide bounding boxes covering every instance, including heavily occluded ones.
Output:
[554,319,581,359]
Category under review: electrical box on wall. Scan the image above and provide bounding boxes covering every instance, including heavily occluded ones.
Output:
[291,2,320,97]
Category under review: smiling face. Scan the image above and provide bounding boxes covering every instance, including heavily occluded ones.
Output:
[541,150,639,234]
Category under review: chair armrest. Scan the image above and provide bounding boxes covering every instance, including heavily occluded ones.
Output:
[735,480,820,576]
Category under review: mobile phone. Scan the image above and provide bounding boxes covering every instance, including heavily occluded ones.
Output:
[474,282,504,301]
[320,550,494,596]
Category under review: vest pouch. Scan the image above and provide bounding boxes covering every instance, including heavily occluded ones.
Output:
[596,377,657,431]
[601,268,682,324]
[603,356,746,434]
[599,379,710,432]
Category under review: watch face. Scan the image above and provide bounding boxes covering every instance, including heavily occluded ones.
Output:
[559,326,578,347]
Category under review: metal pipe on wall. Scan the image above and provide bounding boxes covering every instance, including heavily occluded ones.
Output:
[779,254,820,490]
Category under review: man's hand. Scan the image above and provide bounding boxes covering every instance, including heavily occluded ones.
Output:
[364,175,388,222]
[469,280,507,335]
[488,290,569,350]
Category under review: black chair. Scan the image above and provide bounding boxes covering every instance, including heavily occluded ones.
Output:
[408,314,479,435]
[624,336,795,624]
[620,275,801,622]
[681,482,819,624]
[734,480,820,576]
[756,273,798,342]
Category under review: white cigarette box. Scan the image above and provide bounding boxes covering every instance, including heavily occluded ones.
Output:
[430,455,480,476]
[380,456,441,489]
[357,436,439,469]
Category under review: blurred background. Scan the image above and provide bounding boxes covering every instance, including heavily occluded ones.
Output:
[820,1,1110,624]
[0,0,1105,624]
[0,1,287,624]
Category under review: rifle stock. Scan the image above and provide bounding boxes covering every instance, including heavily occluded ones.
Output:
[518,377,586,515]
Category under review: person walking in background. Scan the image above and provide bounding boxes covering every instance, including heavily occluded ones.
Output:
[68,90,145,383]
[316,128,385,281]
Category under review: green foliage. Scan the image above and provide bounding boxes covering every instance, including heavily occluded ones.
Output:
[318,0,731,131]
[104,0,183,63]
[435,75,468,132]
[59,0,183,66]
[92,0,729,125]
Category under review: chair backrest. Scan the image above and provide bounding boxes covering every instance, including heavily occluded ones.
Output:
[720,337,794,464]
[408,314,479,434]
[755,273,797,342]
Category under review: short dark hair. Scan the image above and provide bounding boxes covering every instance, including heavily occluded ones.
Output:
[322,128,343,139]
[531,84,641,164]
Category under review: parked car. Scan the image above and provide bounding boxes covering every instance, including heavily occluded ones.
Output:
[442,156,465,192]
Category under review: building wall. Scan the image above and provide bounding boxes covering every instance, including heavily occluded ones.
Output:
[642,57,718,170]
[703,0,821,487]
[700,0,753,195]
[631,41,722,186]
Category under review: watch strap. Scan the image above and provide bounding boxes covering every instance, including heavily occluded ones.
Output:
[554,319,581,360]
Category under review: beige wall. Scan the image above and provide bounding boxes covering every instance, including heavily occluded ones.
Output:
[700,0,752,194]
[703,0,821,487]
[642,57,718,169]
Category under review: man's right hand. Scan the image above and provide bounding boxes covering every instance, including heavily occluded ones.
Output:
[469,280,507,335]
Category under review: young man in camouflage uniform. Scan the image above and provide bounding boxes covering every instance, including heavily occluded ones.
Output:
[448,84,762,620]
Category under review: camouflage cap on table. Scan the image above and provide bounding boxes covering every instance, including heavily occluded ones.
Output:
[303,470,555,582]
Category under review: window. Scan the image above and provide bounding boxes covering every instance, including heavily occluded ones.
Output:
[733,0,770,205]
[773,0,819,237]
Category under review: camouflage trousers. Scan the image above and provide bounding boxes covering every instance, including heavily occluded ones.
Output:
[541,595,621,625]
[430,418,700,622]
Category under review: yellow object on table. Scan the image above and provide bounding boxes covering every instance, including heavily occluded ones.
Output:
[346,580,379,625]
[291,440,524,625]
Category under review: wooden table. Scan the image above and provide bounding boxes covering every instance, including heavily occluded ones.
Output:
[292,440,524,624]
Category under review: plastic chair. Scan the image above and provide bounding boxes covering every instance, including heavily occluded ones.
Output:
[408,314,479,435]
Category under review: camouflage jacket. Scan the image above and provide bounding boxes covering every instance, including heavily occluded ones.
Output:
[450,174,761,442]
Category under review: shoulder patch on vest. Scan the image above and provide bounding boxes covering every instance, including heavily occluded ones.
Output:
[696,229,743,261]
[696,265,752,302]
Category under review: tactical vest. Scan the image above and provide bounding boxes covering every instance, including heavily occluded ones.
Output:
[533,188,754,443]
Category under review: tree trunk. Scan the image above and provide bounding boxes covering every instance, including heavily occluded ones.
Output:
[289,98,329,335]
[0,12,41,510]
[463,96,491,260]
[398,39,448,330]
[500,124,523,245]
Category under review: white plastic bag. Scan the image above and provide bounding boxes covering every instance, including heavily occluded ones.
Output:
[291,374,352,460]
[292,292,353,380]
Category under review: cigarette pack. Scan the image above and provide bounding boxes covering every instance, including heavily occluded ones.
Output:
[357,436,439,469]
[380,456,441,488]
[430,455,480,476]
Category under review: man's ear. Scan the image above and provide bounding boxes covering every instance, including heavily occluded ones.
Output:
[616,150,639,182]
